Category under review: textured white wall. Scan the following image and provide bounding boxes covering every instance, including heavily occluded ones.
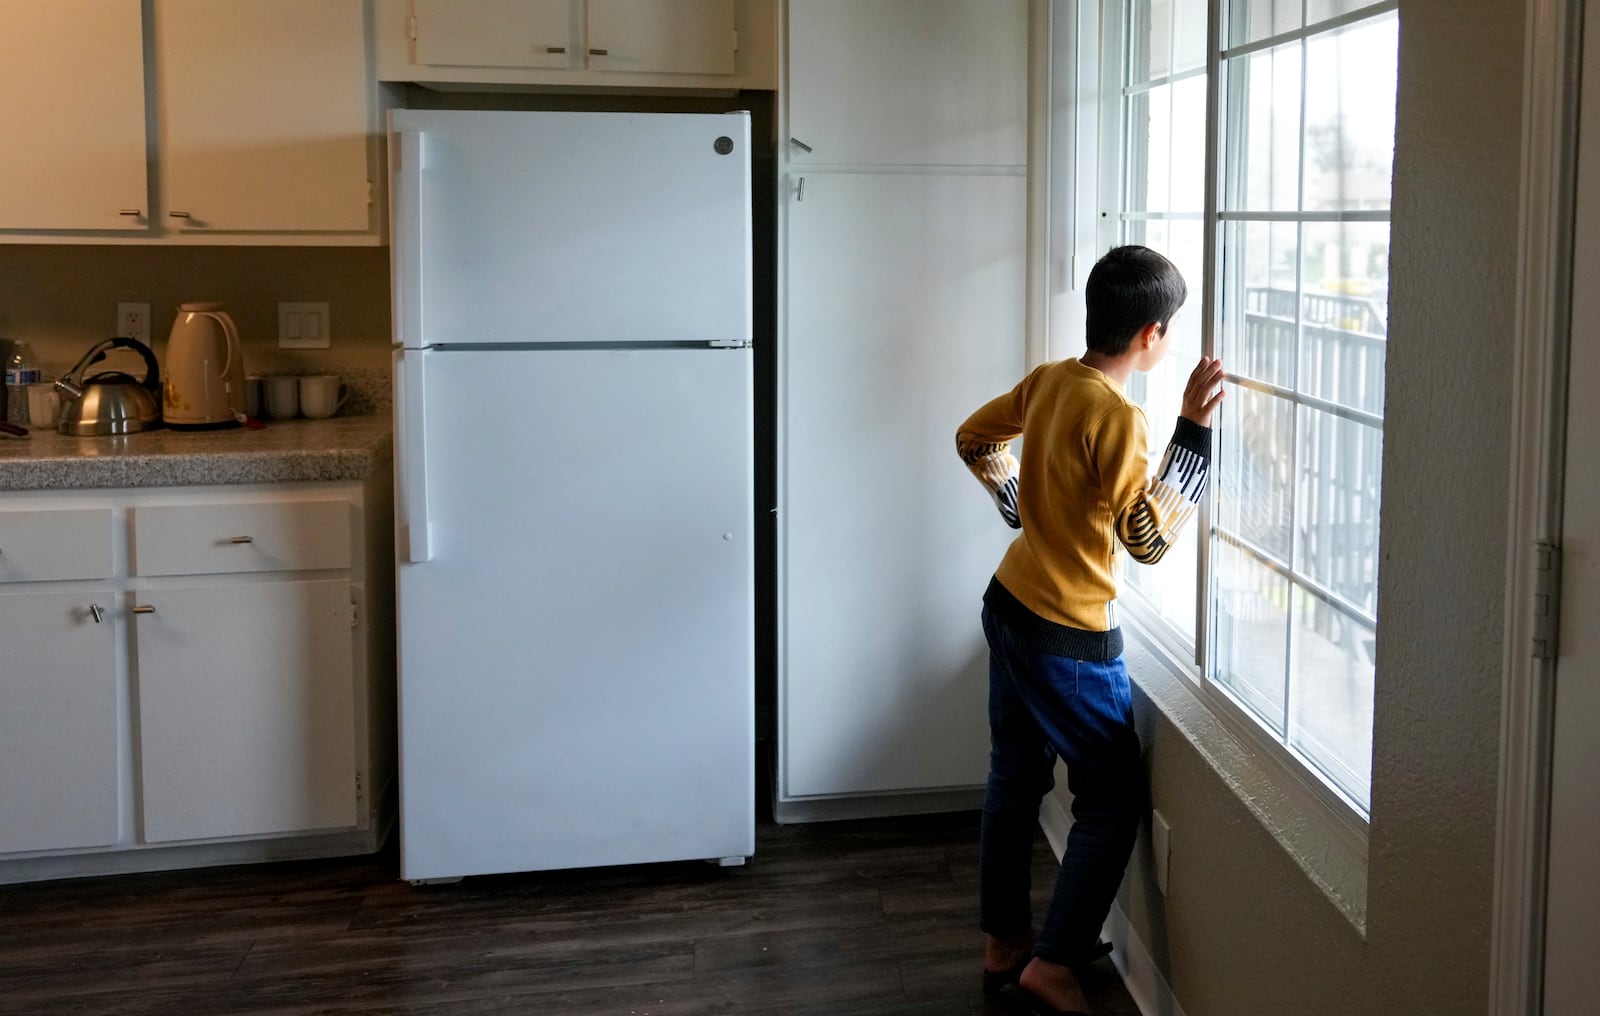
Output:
[1089,1,1531,1013]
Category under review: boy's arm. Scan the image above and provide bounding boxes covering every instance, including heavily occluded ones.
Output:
[1099,408,1212,564]
[956,374,1034,530]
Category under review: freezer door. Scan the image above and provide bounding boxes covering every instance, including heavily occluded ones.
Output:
[396,347,755,880]
[390,109,752,347]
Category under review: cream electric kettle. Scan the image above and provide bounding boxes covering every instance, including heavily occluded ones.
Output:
[163,303,246,429]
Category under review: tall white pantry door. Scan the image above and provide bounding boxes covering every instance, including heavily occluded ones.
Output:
[778,0,1029,812]
[1541,3,1600,1008]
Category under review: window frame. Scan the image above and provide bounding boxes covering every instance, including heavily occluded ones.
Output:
[1076,0,1397,831]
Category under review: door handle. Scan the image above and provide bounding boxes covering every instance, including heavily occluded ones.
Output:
[395,347,433,563]
[89,604,105,624]
[789,137,814,153]
[132,604,156,615]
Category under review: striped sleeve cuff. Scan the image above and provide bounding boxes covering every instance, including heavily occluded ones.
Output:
[958,435,1022,529]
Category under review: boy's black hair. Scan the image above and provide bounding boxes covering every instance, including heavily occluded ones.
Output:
[1083,245,1188,355]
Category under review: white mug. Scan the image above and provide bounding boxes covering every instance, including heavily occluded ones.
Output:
[25,382,59,429]
[299,375,349,419]
[263,375,300,420]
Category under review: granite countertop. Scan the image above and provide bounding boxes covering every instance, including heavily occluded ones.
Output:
[0,416,393,491]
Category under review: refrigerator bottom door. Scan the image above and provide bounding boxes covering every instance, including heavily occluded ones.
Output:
[397,347,754,880]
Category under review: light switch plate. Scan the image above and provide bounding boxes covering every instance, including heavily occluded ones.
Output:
[278,302,330,348]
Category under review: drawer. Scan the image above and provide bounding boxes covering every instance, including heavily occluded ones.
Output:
[132,500,352,576]
[0,509,115,583]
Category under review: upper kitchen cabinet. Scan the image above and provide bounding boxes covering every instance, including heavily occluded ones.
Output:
[376,0,775,91]
[0,0,385,245]
[0,0,149,232]
[155,0,378,239]
[786,0,1027,167]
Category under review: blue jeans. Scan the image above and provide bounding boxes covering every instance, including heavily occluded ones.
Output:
[978,605,1145,967]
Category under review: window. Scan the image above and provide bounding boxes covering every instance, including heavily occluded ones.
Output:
[1091,0,1395,814]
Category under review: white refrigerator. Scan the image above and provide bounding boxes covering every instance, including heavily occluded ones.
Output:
[388,109,755,881]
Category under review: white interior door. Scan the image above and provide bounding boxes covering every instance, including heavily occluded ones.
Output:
[1541,8,1600,1009]
[397,347,754,880]
[781,171,1025,799]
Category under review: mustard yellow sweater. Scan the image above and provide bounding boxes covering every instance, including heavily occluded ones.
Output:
[957,358,1211,659]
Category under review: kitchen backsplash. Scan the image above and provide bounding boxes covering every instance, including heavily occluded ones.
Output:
[0,244,392,416]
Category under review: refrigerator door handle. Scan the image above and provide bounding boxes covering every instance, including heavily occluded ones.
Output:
[395,347,433,562]
[393,129,425,350]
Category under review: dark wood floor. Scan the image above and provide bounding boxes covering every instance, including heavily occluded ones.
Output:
[0,812,1140,1015]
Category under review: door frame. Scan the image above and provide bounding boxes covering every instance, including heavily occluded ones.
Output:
[1489,0,1585,1012]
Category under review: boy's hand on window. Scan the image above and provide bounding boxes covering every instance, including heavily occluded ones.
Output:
[1180,356,1226,427]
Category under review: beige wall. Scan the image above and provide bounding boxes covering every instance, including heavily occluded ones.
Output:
[1085,1,1528,1013]
[0,245,392,383]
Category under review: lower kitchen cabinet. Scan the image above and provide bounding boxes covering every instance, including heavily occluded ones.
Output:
[0,476,394,884]
[135,580,357,843]
[0,590,120,854]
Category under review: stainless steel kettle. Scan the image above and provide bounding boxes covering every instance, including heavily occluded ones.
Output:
[55,337,163,436]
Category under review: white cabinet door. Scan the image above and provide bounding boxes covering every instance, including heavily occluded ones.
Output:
[781,172,1026,798]
[134,579,357,842]
[412,0,573,68]
[0,0,148,231]
[155,0,372,233]
[588,0,736,75]
[786,0,1028,167]
[0,591,120,853]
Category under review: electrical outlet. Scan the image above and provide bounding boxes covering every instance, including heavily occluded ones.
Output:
[1151,809,1172,895]
[116,303,151,345]
[279,302,331,349]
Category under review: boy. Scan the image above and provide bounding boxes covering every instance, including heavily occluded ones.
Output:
[956,245,1224,1016]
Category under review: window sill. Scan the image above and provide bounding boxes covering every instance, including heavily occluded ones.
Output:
[1121,608,1370,934]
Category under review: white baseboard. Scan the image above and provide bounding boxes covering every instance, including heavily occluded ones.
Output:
[1039,793,1188,1016]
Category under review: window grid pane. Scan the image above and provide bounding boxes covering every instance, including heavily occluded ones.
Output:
[1206,4,1391,813]
[1119,2,1207,642]
[1108,0,1390,813]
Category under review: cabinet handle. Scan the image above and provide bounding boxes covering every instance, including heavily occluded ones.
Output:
[546,46,566,53]
[588,47,609,55]
[89,604,105,624]
[797,177,806,202]
[790,137,814,153]
[119,209,142,217]
[168,210,192,219]
[230,535,254,544]
[132,604,157,615]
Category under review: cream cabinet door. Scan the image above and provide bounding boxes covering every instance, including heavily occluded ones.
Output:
[134,579,357,843]
[412,0,573,68]
[786,0,1028,167]
[780,172,1025,799]
[587,0,737,75]
[0,591,120,854]
[154,0,373,233]
[0,0,148,232]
